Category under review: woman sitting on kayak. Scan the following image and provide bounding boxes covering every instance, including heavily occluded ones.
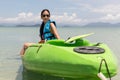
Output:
[20,9,60,55]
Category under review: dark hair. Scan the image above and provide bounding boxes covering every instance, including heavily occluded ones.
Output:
[41,9,50,17]
[39,22,44,40]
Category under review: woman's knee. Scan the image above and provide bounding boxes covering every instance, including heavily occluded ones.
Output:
[23,43,30,48]
[23,42,34,48]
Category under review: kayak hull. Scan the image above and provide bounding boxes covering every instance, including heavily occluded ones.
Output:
[22,39,118,79]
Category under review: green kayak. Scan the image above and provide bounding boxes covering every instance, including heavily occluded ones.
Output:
[22,33,118,79]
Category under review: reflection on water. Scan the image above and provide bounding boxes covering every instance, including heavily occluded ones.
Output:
[22,67,64,80]
[22,67,101,80]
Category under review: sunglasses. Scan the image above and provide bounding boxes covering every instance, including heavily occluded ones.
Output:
[42,14,50,17]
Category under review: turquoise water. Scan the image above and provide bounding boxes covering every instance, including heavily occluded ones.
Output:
[0,26,120,80]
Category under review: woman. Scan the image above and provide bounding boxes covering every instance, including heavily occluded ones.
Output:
[20,9,60,56]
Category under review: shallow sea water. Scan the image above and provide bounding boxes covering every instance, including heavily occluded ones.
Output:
[0,26,120,80]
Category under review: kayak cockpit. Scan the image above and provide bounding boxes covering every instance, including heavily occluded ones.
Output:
[46,39,90,47]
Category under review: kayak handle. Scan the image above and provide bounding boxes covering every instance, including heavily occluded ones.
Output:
[98,59,111,80]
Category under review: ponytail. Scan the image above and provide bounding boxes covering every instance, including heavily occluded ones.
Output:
[39,22,44,40]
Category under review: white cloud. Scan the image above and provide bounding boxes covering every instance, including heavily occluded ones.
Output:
[93,4,120,14]
[0,12,86,25]
[51,12,86,25]
[1,4,120,26]
[50,4,120,24]
[0,12,40,24]
[90,4,120,23]
[100,13,120,22]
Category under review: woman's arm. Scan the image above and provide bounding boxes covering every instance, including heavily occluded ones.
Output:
[50,23,60,39]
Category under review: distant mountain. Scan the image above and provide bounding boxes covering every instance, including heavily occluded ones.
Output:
[16,24,40,27]
[115,23,120,27]
[83,22,120,27]
[1,22,120,27]
[0,25,3,27]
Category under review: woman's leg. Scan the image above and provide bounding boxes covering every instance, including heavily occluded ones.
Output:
[20,42,35,56]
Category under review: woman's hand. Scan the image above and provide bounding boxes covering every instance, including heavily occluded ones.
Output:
[38,40,45,43]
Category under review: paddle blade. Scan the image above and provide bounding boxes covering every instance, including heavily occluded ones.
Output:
[65,33,94,43]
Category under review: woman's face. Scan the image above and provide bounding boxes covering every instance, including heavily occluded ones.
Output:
[41,11,50,23]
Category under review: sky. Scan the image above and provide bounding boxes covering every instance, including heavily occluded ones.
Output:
[0,0,120,25]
